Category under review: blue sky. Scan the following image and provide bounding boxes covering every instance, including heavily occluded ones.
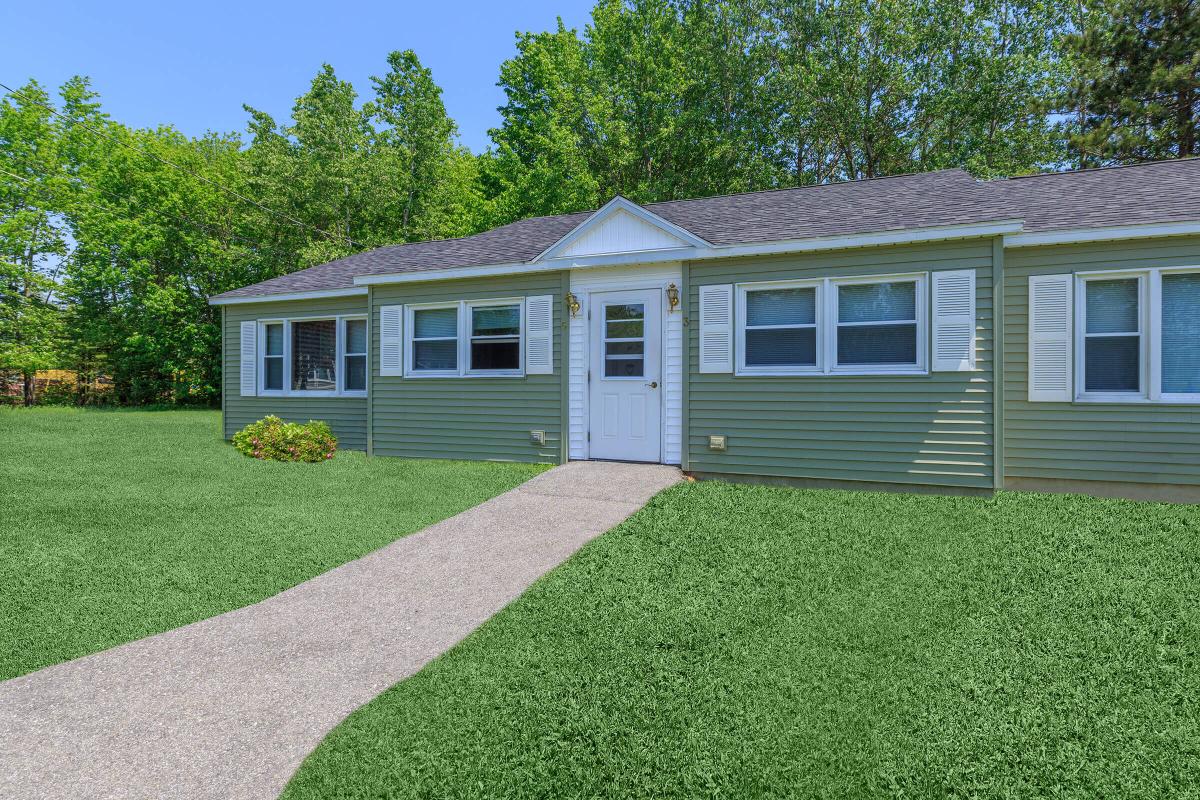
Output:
[1,1,595,153]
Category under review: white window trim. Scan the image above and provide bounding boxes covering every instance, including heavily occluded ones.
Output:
[735,279,823,375]
[734,272,929,377]
[404,298,526,379]
[1073,266,1200,404]
[466,298,524,377]
[257,314,367,398]
[341,317,368,394]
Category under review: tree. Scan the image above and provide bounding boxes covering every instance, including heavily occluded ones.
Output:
[0,80,67,405]
[1064,0,1200,164]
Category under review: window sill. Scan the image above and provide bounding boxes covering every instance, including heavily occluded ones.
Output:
[404,372,527,380]
[256,391,363,398]
[1074,395,1200,405]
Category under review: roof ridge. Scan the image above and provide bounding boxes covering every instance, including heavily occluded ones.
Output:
[998,156,1200,181]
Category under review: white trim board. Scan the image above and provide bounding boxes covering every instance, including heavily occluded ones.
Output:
[1004,221,1200,248]
[567,262,683,465]
[209,287,367,306]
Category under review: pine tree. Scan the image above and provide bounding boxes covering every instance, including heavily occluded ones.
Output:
[1065,0,1200,164]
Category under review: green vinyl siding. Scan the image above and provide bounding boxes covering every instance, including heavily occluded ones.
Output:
[222,296,369,449]
[1004,236,1200,485]
[687,240,995,489]
[370,273,565,463]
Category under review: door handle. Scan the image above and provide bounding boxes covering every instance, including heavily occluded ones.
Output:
[646,381,658,389]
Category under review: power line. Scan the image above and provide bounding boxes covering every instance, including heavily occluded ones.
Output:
[0,79,366,249]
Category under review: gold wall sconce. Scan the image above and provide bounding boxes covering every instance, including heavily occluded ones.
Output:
[666,283,680,313]
[565,292,581,318]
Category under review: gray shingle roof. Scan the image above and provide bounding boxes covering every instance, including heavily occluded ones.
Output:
[990,158,1200,232]
[212,160,1200,301]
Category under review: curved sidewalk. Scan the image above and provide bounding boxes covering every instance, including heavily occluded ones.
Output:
[0,461,681,800]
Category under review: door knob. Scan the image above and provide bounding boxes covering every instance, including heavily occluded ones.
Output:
[647,381,658,389]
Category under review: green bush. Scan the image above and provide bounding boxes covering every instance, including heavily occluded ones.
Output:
[232,416,336,462]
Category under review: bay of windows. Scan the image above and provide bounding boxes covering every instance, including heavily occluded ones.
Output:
[1076,268,1200,401]
[259,316,365,396]
[406,299,524,377]
[736,274,927,375]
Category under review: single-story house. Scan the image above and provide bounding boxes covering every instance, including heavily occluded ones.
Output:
[210,159,1200,501]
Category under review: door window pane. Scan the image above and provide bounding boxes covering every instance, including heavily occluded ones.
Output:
[292,320,336,391]
[836,281,918,366]
[604,303,645,377]
[1162,273,1200,394]
[1084,278,1140,393]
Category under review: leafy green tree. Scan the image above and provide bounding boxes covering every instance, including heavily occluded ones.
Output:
[0,80,67,405]
[1064,0,1200,164]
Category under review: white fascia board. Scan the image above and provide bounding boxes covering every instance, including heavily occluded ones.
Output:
[354,262,533,286]
[208,287,368,306]
[353,219,1026,287]
[1004,220,1200,248]
[532,196,711,262]
[698,219,1026,261]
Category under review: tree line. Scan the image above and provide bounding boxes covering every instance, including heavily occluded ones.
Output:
[2,0,1197,405]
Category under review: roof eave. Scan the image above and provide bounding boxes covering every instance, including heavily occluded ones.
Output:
[207,286,368,306]
[1003,220,1200,248]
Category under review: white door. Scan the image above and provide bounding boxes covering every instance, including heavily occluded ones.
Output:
[589,289,662,462]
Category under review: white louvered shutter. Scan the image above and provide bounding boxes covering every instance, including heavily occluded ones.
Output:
[698,284,733,374]
[525,295,554,375]
[932,269,977,371]
[1028,274,1074,402]
[239,321,257,396]
[379,305,403,376]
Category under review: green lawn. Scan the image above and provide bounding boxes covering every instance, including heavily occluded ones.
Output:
[0,407,546,680]
[284,481,1200,799]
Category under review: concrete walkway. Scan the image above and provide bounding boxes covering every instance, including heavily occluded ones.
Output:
[0,461,680,800]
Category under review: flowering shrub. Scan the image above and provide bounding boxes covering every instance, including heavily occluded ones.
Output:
[232,416,337,462]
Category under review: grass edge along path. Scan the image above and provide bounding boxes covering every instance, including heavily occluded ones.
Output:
[0,407,547,680]
[284,480,1200,799]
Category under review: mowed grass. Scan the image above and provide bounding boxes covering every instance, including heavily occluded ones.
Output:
[0,407,546,680]
[285,480,1200,799]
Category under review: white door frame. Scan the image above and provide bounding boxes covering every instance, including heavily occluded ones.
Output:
[567,263,683,464]
[588,288,663,462]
